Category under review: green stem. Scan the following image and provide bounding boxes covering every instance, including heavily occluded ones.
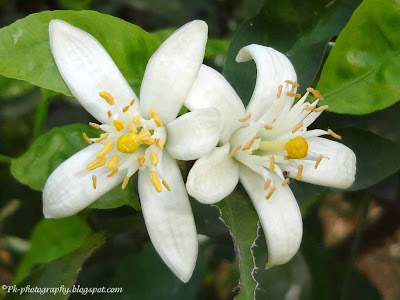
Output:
[32,89,51,139]
[0,154,12,164]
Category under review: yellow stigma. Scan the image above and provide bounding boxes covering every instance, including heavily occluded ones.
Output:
[117,132,141,154]
[285,136,308,159]
[113,120,125,131]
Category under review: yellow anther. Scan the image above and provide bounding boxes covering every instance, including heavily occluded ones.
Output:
[99,91,114,105]
[306,87,324,100]
[113,120,125,131]
[121,176,130,190]
[282,178,290,186]
[285,136,308,159]
[107,168,118,177]
[87,157,106,171]
[264,124,273,130]
[277,85,283,98]
[269,156,275,171]
[141,138,155,145]
[138,155,145,167]
[107,110,112,118]
[82,132,93,144]
[155,139,164,149]
[117,132,141,154]
[149,109,163,127]
[314,105,329,112]
[162,179,171,191]
[138,129,152,141]
[150,171,162,193]
[239,113,251,122]
[128,124,137,133]
[304,105,315,111]
[315,156,323,169]
[107,155,121,170]
[89,122,100,129]
[265,186,276,200]
[230,145,242,156]
[296,165,303,180]
[130,99,136,106]
[284,155,290,160]
[292,122,304,134]
[133,115,143,125]
[286,91,302,98]
[328,129,342,140]
[96,133,109,143]
[285,80,300,87]
[242,135,260,151]
[122,105,130,113]
[92,175,97,189]
[150,152,159,166]
[264,179,271,190]
[97,141,114,158]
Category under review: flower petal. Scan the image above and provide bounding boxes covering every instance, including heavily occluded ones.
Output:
[239,165,302,267]
[281,137,356,189]
[140,20,208,123]
[165,108,221,160]
[139,152,197,282]
[43,144,126,218]
[236,45,297,121]
[49,20,138,124]
[185,65,246,143]
[186,144,239,204]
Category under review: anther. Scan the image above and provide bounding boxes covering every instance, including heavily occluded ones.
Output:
[292,122,303,133]
[328,129,342,140]
[122,105,130,113]
[113,120,125,131]
[296,165,303,180]
[285,80,299,87]
[162,179,171,191]
[96,133,109,143]
[314,105,329,112]
[315,156,323,169]
[242,135,260,151]
[107,168,118,177]
[128,124,137,133]
[138,156,145,167]
[282,178,290,186]
[286,92,302,98]
[130,99,136,106]
[264,124,273,130]
[92,175,97,189]
[230,145,242,156]
[304,105,315,111]
[99,91,114,105]
[89,122,100,129]
[150,152,159,166]
[133,115,143,125]
[107,155,121,170]
[306,87,324,100]
[239,113,251,122]
[150,171,162,193]
[284,155,290,160]
[155,139,164,149]
[121,176,130,190]
[97,141,114,158]
[82,132,93,144]
[87,157,106,171]
[264,179,271,190]
[149,109,163,127]
[269,156,275,171]
[107,110,112,118]
[277,85,283,98]
[265,186,276,200]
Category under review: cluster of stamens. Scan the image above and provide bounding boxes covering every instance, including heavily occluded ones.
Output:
[82,91,170,193]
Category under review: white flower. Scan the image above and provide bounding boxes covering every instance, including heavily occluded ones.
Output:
[43,20,222,282]
[185,45,356,267]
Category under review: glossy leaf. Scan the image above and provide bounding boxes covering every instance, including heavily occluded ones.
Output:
[317,0,400,114]
[0,10,159,96]
[14,216,92,283]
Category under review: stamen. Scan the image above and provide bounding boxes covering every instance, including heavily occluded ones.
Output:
[304,105,315,111]
[92,175,97,189]
[296,165,303,180]
[82,132,93,144]
[284,155,290,160]
[328,129,342,140]
[133,115,143,125]
[150,171,162,193]
[285,80,299,87]
[315,156,323,169]
[150,152,159,166]
[122,105,130,113]
[96,133,109,143]
[264,124,273,130]
[162,179,171,191]
[97,141,114,158]
[277,85,283,98]
[282,178,290,186]
[113,120,125,131]
[121,176,130,190]
[107,168,118,177]
[286,91,302,98]
[230,145,242,156]
[242,135,260,151]
[138,156,145,167]
[306,87,324,100]
[264,178,271,190]
[269,156,275,171]
[128,124,137,133]
[99,91,114,105]
[107,155,121,170]
[239,113,251,122]
[130,99,136,106]
[138,128,152,140]
[155,139,164,149]
[89,122,100,129]
[107,110,112,118]
[265,186,276,200]
[141,139,155,145]
[87,157,106,171]
[149,109,163,127]
[314,105,329,112]
[292,122,304,133]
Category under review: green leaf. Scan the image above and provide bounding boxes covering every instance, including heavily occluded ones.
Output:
[14,216,92,283]
[335,128,400,191]
[216,185,259,300]
[11,124,140,210]
[223,0,361,104]
[0,10,159,96]
[0,75,34,100]
[317,0,400,114]
[5,234,105,300]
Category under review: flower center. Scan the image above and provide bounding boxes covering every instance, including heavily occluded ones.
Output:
[117,132,141,154]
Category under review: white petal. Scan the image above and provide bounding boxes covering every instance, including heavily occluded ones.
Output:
[281,137,356,189]
[165,108,221,160]
[43,144,126,218]
[49,20,139,124]
[139,152,197,282]
[239,165,302,267]
[236,45,297,121]
[140,20,208,123]
[185,65,246,143]
[186,144,239,204]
